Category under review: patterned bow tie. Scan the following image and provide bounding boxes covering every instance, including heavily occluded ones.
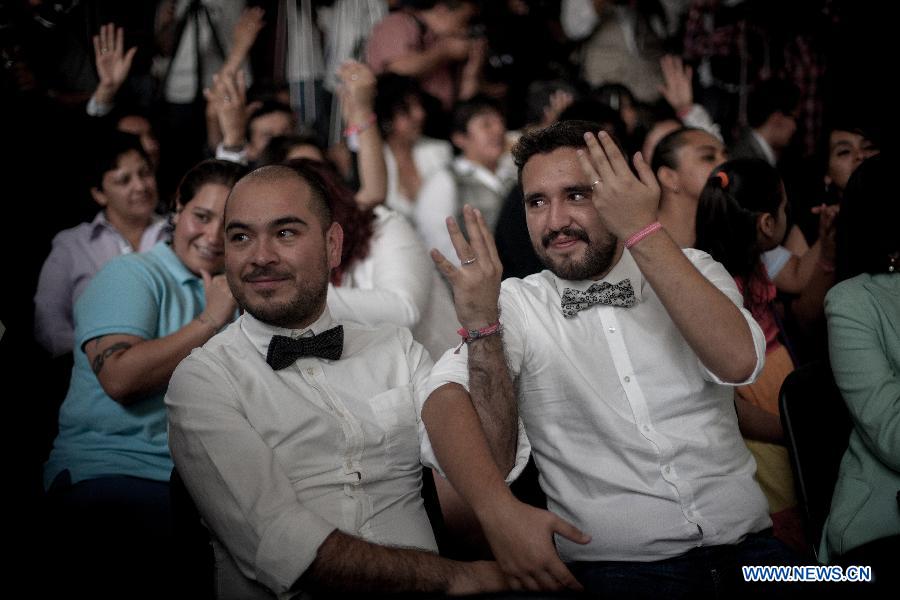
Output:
[560,279,636,318]
[266,325,344,370]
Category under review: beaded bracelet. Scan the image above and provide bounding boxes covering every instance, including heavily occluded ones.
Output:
[624,222,663,249]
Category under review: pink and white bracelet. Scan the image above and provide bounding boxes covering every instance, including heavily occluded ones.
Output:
[624,222,663,249]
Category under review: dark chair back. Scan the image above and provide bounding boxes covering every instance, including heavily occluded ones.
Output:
[779,360,853,559]
[170,468,215,599]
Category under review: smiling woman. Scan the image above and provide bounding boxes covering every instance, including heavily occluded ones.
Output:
[42,159,247,597]
[33,130,168,358]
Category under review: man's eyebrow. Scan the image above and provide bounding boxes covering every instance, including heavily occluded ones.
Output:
[226,216,308,233]
[271,216,307,228]
[225,220,249,233]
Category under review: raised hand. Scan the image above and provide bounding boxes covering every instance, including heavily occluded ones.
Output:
[92,23,137,105]
[430,205,502,330]
[232,7,266,56]
[337,60,376,118]
[204,69,248,149]
[658,54,694,116]
[540,89,575,128]
[576,131,661,241]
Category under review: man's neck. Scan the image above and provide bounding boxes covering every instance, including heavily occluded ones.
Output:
[753,125,781,162]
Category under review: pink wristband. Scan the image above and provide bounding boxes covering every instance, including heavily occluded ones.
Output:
[454,321,502,353]
[625,222,663,249]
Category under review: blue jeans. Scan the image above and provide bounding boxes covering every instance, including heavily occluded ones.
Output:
[568,530,815,599]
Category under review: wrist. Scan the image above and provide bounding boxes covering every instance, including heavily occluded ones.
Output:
[221,135,246,150]
[94,84,117,105]
[675,104,693,119]
[197,312,222,332]
[624,221,663,249]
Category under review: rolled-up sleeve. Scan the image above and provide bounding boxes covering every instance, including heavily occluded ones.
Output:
[417,340,531,484]
[684,249,766,386]
[166,352,336,595]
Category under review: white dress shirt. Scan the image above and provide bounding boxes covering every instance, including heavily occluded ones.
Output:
[383,137,453,220]
[415,155,517,266]
[440,248,771,563]
[327,206,458,361]
[167,309,528,597]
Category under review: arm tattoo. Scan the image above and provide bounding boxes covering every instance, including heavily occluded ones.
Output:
[91,342,133,375]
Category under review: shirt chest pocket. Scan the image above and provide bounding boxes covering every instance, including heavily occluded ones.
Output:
[368,384,421,469]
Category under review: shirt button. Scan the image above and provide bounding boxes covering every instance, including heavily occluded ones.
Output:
[608,327,616,333]
[664,465,671,474]
[306,367,315,376]
[642,425,650,433]
[624,376,631,383]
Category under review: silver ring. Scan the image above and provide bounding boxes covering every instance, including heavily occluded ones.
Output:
[462,257,477,265]
[100,47,109,53]
[591,179,601,188]
[222,96,232,103]
[350,74,358,81]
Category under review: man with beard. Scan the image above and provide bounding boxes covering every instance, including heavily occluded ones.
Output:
[164,163,523,597]
[426,121,801,597]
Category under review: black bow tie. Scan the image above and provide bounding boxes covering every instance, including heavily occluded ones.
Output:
[266,325,344,370]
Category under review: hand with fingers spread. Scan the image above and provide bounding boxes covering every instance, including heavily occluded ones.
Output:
[476,492,589,592]
[658,54,694,116]
[430,205,502,330]
[204,69,248,150]
[577,131,661,241]
[92,23,137,106]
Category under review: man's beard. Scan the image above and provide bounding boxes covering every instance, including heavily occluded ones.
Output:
[231,265,329,329]
[535,226,618,281]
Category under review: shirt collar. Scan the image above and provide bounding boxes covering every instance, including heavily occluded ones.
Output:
[551,248,644,304]
[151,241,201,286]
[453,154,516,193]
[240,307,336,359]
[750,130,777,166]
[90,211,169,242]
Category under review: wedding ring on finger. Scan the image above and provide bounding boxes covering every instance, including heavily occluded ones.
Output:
[223,96,232,103]
[591,179,601,188]
[350,74,358,81]
[462,257,478,265]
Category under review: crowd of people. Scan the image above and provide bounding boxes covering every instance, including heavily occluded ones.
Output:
[3,1,895,598]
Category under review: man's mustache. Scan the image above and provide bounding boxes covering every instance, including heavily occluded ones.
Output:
[242,267,291,282]
[542,226,590,248]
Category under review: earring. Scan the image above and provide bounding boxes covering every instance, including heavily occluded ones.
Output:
[889,254,897,273]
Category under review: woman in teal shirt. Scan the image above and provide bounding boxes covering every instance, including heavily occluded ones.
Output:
[44,159,247,598]
[822,154,899,588]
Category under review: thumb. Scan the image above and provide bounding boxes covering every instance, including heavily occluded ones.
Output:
[200,269,213,290]
[552,516,591,545]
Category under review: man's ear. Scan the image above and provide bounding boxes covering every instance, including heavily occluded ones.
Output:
[90,187,107,207]
[326,221,344,269]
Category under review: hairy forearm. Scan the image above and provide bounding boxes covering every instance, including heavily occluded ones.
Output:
[630,231,757,382]
[300,530,456,594]
[467,335,518,474]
